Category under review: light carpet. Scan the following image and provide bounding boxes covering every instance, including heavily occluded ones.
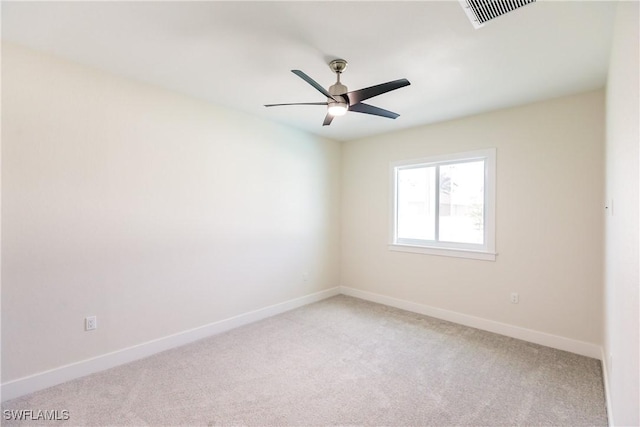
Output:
[2,295,607,426]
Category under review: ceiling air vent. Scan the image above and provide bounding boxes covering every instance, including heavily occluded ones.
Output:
[459,0,536,29]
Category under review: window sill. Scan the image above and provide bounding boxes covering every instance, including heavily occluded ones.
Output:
[388,243,496,261]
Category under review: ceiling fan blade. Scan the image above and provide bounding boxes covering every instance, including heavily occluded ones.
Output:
[292,70,337,101]
[265,102,328,107]
[346,78,410,105]
[323,113,334,126]
[349,102,400,119]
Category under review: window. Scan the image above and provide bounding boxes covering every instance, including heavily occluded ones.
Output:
[390,148,496,261]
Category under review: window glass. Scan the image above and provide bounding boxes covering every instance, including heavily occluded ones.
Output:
[397,166,436,241]
[438,161,484,244]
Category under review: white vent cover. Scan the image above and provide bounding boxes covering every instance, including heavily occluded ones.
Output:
[459,0,536,29]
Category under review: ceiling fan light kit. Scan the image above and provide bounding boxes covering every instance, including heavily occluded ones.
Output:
[265,59,410,126]
[327,104,348,116]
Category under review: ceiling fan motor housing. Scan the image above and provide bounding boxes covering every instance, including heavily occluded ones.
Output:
[328,83,349,115]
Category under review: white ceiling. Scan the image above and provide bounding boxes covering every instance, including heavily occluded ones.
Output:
[2,1,617,141]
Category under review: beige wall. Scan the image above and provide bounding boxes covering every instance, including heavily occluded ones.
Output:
[604,2,640,425]
[1,43,341,382]
[341,90,605,345]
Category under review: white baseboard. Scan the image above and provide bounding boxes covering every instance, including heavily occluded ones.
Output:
[1,287,340,402]
[340,286,602,359]
[601,347,614,427]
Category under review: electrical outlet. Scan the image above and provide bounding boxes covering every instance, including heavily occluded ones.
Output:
[85,316,97,331]
[510,292,519,304]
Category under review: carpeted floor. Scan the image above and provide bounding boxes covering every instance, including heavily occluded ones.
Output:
[2,295,608,426]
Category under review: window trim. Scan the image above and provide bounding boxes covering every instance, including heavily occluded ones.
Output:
[389,148,496,261]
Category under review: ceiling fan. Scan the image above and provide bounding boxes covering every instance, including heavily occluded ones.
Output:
[265,59,411,126]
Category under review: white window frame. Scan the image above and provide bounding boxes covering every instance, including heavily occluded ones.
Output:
[389,148,496,261]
